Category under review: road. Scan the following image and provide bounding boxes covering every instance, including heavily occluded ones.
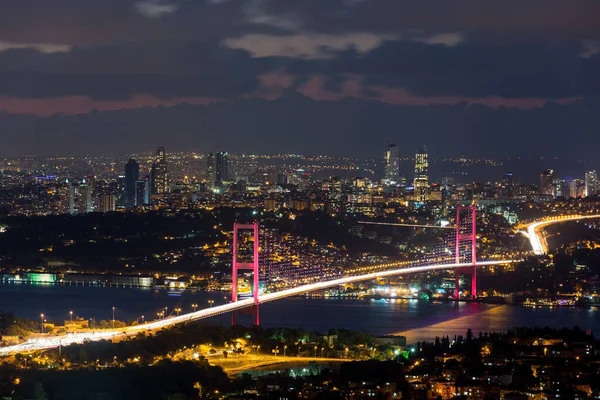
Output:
[0,260,513,356]
[522,214,600,255]
[222,356,351,376]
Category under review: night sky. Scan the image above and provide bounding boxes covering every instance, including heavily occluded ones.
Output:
[1,0,599,157]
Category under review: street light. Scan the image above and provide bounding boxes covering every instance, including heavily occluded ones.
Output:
[164,307,168,318]
[284,345,287,357]
[40,314,44,334]
[69,311,73,323]
[314,346,317,357]
[141,315,145,324]
[112,307,115,329]
[175,307,181,316]
[191,304,198,312]
[321,347,324,358]
[208,300,214,307]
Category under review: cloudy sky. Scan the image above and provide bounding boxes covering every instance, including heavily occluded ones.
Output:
[1,0,600,157]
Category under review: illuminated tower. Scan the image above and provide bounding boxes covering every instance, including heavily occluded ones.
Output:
[206,153,216,189]
[454,205,477,298]
[151,146,169,194]
[585,170,598,197]
[67,179,93,215]
[207,151,229,189]
[231,222,260,326]
[124,159,139,207]
[539,169,554,197]
[383,143,400,185]
[414,146,429,202]
[216,152,229,185]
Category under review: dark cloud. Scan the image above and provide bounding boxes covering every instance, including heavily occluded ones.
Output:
[0,36,598,101]
[0,0,599,161]
[2,0,600,47]
[283,39,600,99]
[0,42,269,99]
[255,0,600,39]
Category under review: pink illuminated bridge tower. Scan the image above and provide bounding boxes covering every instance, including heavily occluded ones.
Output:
[454,205,477,298]
[231,222,260,326]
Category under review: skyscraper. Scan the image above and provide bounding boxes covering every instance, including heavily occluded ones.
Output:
[502,172,515,198]
[125,159,139,207]
[585,170,598,197]
[101,194,116,213]
[151,146,169,194]
[206,153,216,189]
[216,151,229,184]
[207,151,229,189]
[383,144,400,185]
[539,169,555,197]
[503,172,514,188]
[414,146,429,202]
[67,179,93,215]
[136,179,150,205]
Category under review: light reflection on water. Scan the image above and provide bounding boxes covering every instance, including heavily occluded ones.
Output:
[1,284,598,343]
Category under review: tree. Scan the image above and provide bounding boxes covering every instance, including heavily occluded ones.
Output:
[167,394,189,400]
[78,348,89,363]
[32,382,48,400]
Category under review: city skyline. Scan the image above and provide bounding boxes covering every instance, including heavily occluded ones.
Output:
[0,1,599,156]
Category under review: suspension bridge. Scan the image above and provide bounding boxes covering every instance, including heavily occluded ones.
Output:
[0,206,517,355]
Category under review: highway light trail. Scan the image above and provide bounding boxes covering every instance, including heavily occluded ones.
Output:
[0,260,513,355]
[523,215,600,255]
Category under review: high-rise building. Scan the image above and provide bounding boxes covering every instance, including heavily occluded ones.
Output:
[101,194,116,213]
[539,169,555,197]
[136,179,150,205]
[206,153,216,189]
[151,146,169,194]
[501,172,515,198]
[125,159,139,207]
[383,144,400,185]
[206,151,229,188]
[67,179,93,215]
[216,152,229,184]
[585,170,598,197]
[414,146,429,202]
[569,179,586,198]
[552,177,565,198]
[230,154,258,182]
[503,172,514,188]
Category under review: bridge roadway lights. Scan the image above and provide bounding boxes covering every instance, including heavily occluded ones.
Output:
[231,222,260,326]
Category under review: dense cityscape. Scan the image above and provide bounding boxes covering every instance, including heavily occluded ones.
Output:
[3,0,600,398]
[1,144,600,399]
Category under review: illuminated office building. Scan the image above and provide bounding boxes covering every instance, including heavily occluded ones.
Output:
[414,146,429,202]
[151,146,169,194]
[67,179,93,215]
[124,159,139,207]
[585,170,598,197]
[207,151,229,189]
[383,143,400,185]
[539,169,555,197]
